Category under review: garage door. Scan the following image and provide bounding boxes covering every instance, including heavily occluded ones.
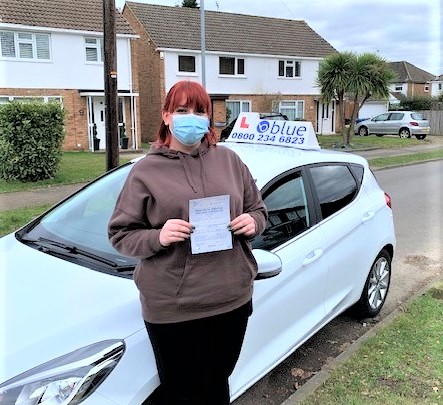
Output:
[358,102,388,119]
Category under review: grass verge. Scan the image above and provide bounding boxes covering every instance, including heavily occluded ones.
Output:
[0,152,131,193]
[300,286,443,405]
[369,149,443,169]
[317,134,443,150]
[0,204,51,237]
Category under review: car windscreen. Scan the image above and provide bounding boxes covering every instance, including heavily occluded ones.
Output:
[22,162,139,272]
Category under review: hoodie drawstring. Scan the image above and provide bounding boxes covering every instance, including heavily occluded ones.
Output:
[199,148,207,196]
[178,153,198,193]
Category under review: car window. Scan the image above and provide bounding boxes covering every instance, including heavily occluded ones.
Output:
[309,164,359,220]
[350,164,364,186]
[388,113,404,120]
[26,163,138,266]
[252,172,310,251]
[373,113,390,122]
[411,113,425,120]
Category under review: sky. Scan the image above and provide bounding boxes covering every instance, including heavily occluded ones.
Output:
[115,0,442,76]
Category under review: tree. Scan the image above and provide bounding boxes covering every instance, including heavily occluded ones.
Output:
[181,0,199,7]
[317,52,395,147]
[317,52,353,146]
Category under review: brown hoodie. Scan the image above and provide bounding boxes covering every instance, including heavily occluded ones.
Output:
[108,140,267,323]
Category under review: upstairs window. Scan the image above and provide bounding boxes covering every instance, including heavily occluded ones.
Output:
[394,85,403,91]
[178,55,196,73]
[278,60,300,78]
[219,57,245,75]
[85,37,104,62]
[0,31,50,60]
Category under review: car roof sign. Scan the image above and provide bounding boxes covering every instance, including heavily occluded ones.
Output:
[224,112,320,150]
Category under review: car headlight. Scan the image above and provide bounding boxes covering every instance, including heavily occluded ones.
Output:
[0,340,125,405]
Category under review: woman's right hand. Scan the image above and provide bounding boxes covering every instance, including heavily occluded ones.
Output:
[159,219,193,247]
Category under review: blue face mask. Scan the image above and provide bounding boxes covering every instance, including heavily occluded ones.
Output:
[171,114,210,146]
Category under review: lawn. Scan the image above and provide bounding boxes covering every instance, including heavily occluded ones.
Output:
[0,204,51,237]
[316,134,443,150]
[0,136,442,194]
[0,152,132,193]
[300,284,443,405]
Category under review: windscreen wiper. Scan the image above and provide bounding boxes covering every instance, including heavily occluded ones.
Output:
[20,236,134,271]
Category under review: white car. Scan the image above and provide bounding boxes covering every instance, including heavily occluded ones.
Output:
[356,111,430,140]
[0,115,395,405]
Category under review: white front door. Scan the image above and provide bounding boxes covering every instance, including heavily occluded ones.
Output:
[318,102,334,134]
[92,97,106,149]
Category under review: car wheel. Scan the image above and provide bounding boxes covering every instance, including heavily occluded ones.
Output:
[351,249,391,319]
[358,126,368,136]
[399,128,411,138]
[415,134,427,140]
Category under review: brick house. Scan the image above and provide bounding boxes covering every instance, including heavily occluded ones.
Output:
[0,0,141,151]
[122,2,338,141]
[388,61,436,103]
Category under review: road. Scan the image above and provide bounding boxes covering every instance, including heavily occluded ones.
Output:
[233,160,443,405]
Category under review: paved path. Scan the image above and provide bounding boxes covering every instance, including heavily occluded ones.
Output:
[1,143,442,212]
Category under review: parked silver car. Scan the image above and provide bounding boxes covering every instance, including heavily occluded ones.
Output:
[356,111,430,140]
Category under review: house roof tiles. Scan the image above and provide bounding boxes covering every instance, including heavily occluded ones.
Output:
[125,2,336,58]
[0,0,134,35]
[389,61,435,83]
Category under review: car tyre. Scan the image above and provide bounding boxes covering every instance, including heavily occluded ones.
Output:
[351,249,391,319]
[399,128,411,138]
[415,134,427,140]
[358,126,368,137]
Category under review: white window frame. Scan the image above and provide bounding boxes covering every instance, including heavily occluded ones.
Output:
[219,56,245,76]
[279,100,304,120]
[226,100,251,123]
[85,37,104,63]
[0,30,51,61]
[278,60,301,78]
[424,84,430,92]
[0,95,63,105]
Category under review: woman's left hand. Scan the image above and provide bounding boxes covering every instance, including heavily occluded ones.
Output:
[229,213,256,237]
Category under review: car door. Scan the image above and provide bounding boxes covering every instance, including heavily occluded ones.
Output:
[385,112,404,135]
[307,163,379,316]
[368,113,390,134]
[230,169,328,397]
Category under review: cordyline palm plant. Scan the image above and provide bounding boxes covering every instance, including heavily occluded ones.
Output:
[317,52,396,147]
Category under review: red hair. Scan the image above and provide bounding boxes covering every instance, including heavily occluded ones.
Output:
[154,80,219,146]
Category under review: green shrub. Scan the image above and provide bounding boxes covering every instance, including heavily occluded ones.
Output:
[0,101,65,182]
[399,96,432,111]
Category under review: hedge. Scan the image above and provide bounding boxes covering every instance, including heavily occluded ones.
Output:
[0,101,65,182]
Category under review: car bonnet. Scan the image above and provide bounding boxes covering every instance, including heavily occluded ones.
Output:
[0,233,143,382]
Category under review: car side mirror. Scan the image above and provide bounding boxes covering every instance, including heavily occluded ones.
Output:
[252,249,282,280]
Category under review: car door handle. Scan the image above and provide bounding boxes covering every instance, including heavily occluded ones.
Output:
[302,249,323,267]
[362,211,375,223]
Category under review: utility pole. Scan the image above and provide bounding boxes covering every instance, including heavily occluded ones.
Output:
[103,0,119,170]
[200,0,206,88]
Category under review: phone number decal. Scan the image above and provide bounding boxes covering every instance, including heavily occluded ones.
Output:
[229,132,305,145]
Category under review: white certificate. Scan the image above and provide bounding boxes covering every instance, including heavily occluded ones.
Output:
[189,195,232,254]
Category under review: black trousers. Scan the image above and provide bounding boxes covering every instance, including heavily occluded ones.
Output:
[144,301,252,405]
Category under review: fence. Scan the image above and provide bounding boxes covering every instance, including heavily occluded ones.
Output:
[420,108,443,135]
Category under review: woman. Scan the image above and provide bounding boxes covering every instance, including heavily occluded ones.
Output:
[108,80,267,404]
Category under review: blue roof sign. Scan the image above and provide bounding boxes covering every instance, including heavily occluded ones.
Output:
[224,112,320,150]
